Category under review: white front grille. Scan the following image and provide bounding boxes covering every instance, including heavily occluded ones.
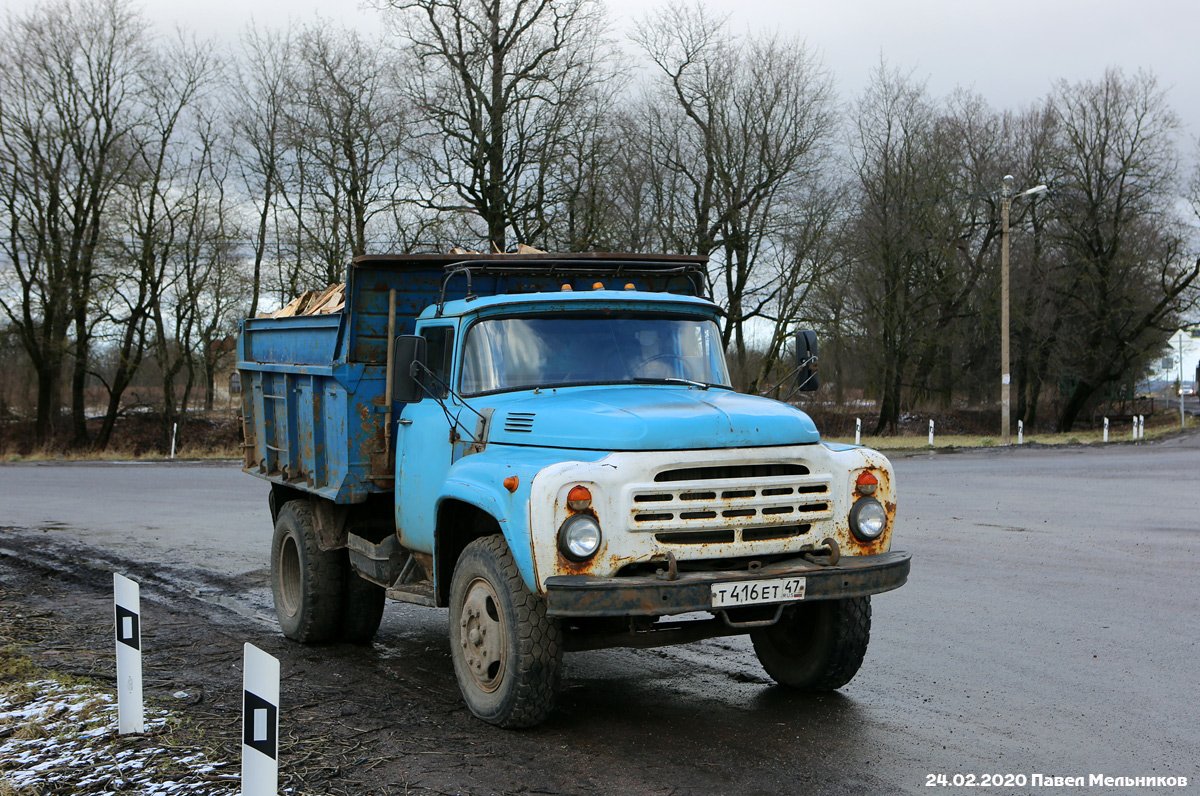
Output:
[627,474,833,534]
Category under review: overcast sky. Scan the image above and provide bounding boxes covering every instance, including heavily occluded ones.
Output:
[7,0,1199,150]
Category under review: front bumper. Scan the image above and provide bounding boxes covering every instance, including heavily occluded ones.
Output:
[543,551,911,618]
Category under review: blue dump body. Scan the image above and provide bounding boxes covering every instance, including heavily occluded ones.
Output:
[237,253,708,504]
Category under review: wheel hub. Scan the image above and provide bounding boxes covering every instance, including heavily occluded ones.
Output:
[277,535,301,618]
[459,578,507,692]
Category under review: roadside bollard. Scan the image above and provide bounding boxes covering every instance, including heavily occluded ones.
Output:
[113,573,144,734]
[855,418,861,445]
[242,643,280,796]
[928,419,934,447]
[1103,417,1109,443]
[1018,420,1023,445]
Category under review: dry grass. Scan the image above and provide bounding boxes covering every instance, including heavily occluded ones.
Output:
[829,415,1197,450]
[0,648,38,684]
[3,443,240,463]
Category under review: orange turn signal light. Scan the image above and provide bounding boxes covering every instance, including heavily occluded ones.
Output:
[567,485,592,510]
[855,470,878,495]
[503,476,519,493]
[592,281,605,290]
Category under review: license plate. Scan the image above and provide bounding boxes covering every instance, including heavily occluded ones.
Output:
[711,577,806,608]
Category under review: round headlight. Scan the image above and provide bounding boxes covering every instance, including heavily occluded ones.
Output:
[558,514,602,561]
[849,497,887,541]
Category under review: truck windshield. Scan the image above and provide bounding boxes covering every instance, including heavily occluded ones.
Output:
[460,314,731,395]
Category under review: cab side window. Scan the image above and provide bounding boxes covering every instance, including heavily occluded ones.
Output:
[422,326,455,398]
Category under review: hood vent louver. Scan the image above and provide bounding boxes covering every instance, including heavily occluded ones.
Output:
[504,412,536,433]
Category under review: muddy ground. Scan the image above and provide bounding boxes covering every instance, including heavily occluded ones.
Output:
[0,533,882,796]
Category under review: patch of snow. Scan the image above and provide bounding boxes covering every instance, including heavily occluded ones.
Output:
[0,679,237,795]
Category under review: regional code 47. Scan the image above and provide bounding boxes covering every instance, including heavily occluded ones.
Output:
[926,774,1189,788]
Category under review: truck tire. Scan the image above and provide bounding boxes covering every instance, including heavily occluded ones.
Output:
[449,535,563,728]
[271,500,344,643]
[339,572,386,644]
[750,596,871,691]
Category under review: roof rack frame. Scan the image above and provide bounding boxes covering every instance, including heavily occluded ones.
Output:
[434,259,710,317]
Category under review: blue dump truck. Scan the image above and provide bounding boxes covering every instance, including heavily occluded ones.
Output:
[238,252,910,727]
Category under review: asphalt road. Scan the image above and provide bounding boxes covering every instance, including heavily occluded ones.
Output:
[2,436,1198,794]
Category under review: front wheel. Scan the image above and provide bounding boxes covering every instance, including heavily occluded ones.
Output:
[449,535,563,728]
[750,597,871,691]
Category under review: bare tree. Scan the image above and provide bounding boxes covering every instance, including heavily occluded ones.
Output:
[276,24,413,283]
[1044,69,1198,430]
[634,4,836,381]
[230,24,295,318]
[380,0,619,251]
[843,63,966,433]
[0,0,149,446]
[748,180,845,394]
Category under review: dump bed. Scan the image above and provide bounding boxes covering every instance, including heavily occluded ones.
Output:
[237,252,708,503]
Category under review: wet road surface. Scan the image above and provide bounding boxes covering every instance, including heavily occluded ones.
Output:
[2,435,1198,794]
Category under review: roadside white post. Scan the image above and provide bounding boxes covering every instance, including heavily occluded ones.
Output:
[928,419,934,447]
[855,418,861,445]
[1140,415,1145,438]
[1132,418,1137,440]
[170,422,177,459]
[113,573,144,734]
[1103,417,1109,443]
[242,643,280,796]
[1018,420,1023,445]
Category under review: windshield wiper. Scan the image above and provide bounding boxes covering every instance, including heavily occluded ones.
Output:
[633,376,719,390]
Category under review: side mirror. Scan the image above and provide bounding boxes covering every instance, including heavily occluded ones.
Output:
[392,335,427,403]
[795,330,819,392]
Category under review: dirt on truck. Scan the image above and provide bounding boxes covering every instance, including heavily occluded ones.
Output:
[237,251,911,727]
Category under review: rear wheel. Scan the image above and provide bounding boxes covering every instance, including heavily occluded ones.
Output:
[339,572,386,644]
[449,535,563,728]
[751,597,871,691]
[271,500,344,643]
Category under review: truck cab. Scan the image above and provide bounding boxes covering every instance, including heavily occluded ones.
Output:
[238,253,910,727]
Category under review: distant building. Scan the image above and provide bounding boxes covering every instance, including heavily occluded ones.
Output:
[1147,324,1200,390]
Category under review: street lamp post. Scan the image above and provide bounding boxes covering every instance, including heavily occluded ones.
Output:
[1000,175,1048,445]
[1179,329,1187,429]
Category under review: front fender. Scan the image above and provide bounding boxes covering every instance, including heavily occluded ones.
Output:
[437,446,608,594]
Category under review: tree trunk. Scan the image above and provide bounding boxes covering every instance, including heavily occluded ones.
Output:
[34,360,64,447]
[1057,379,1097,432]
